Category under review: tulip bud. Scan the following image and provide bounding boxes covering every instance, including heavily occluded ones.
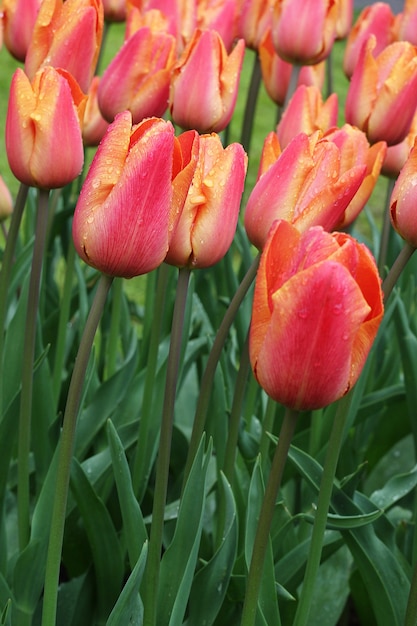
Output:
[382,111,417,179]
[395,0,417,46]
[390,137,417,248]
[244,131,367,250]
[25,0,104,93]
[197,0,238,52]
[335,0,354,40]
[98,27,176,124]
[2,0,42,61]
[345,36,417,146]
[169,29,245,133]
[249,220,383,411]
[6,67,86,189]
[0,175,13,221]
[236,0,272,51]
[166,132,248,268]
[73,112,176,278]
[271,0,338,65]
[82,76,110,147]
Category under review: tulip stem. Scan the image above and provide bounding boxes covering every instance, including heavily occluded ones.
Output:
[41,272,114,626]
[181,253,260,491]
[105,276,123,379]
[0,183,29,413]
[377,176,395,276]
[283,63,302,110]
[382,241,416,301]
[240,52,262,153]
[241,406,299,626]
[143,266,191,626]
[292,392,352,626]
[17,188,50,551]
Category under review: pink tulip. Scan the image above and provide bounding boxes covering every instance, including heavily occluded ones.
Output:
[2,0,41,61]
[0,175,13,221]
[390,137,417,247]
[82,76,110,147]
[249,220,384,411]
[236,0,272,50]
[395,0,417,45]
[197,0,238,51]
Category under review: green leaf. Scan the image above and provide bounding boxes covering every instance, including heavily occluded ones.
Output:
[300,508,383,530]
[187,473,238,626]
[307,547,352,626]
[106,542,148,626]
[0,599,11,626]
[12,539,45,615]
[107,419,147,568]
[370,464,417,511]
[157,436,212,626]
[70,459,125,622]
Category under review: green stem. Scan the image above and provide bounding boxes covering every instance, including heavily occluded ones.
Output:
[143,266,191,626]
[41,273,114,626]
[325,49,333,98]
[182,253,260,489]
[283,64,302,109]
[259,396,278,473]
[241,407,299,626]
[406,528,417,626]
[105,276,123,379]
[52,240,76,408]
[240,52,262,153]
[382,242,415,302]
[132,263,169,501]
[0,183,29,413]
[292,392,352,626]
[377,176,395,276]
[17,189,49,551]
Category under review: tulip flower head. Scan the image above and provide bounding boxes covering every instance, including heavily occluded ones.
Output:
[236,0,272,51]
[73,112,176,278]
[2,0,42,61]
[345,36,417,146]
[82,76,110,147]
[249,220,384,411]
[244,131,367,250]
[6,66,86,189]
[166,132,248,268]
[395,0,417,46]
[0,175,13,221]
[390,137,417,247]
[169,29,245,133]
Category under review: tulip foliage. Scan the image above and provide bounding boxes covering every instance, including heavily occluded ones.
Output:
[2,2,417,626]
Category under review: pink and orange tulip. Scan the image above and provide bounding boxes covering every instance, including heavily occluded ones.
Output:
[72,112,176,278]
[382,110,417,178]
[244,131,367,250]
[345,36,417,146]
[98,26,176,124]
[24,0,104,93]
[0,175,13,221]
[166,132,247,268]
[82,76,110,147]
[249,220,384,411]
[1,0,41,61]
[169,29,245,133]
[271,0,338,65]
[395,0,417,45]
[5,67,86,189]
[335,0,354,40]
[236,0,272,50]
[197,0,238,51]
[390,137,417,247]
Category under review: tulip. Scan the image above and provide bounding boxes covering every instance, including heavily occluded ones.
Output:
[5,67,86,189]
[102,0,127,22]
[24,0,104,93]
[169,29,245,133]
[343,3,396,79]
[395,0,417,46]
[0,175,13,221]
[244,131,367,251]
[197,0,238,52]
[382,110,417,178]
[125,6,170,40]
[259,29,325,107]
[271,0,338,65]
[73,112,178,278]
[2,0,41,61]
[335,0,353,40]
[82,76,110,147]
[249,220,383,411]
[145,0,197,52]
[276,85,338,150]
[98,27,176,124]
[390,137,417,247]
[166,132,247,268]
[345,36,417,146]
[236,0,272,50]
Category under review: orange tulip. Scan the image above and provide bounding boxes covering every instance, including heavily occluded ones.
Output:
[98,27,176,124]
[276,84,338,149]
[244,131,367,250]
[345,36,417,146]
[72,112,176,278]
[249,220,383,411]
[5,67,86,189]
[2,0,41,61]
[271,0,338,65]
[169,29,245,133]
[390,137,417,247]
[82,76,110,147]
[166,132,247,268]
[24,0,104,93]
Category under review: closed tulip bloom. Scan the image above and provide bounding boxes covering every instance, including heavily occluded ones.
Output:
[236,0,272,50]
[382,111,417,178]
[0,175,13,221]
[98,27,176,124]
[335,0,353,40]
[197,0,238,52]
[259,29,325,107]
[82,76,110,147]
[250,220,383,411]
[145,0,197,52]
[244,131,367,250]
[169,29,245,133]
[343,3,396,78]
[6,67,86,189]
[25,0,104,93]
[271,0,338,65]
[166,133,247,268]
[2,0,41,61]
[276,85,338,149]
[396,0,417,45]
[345,36,417,146]
[390,137,417,247]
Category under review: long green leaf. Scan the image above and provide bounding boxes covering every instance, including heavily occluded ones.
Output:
[106,542,148,626]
